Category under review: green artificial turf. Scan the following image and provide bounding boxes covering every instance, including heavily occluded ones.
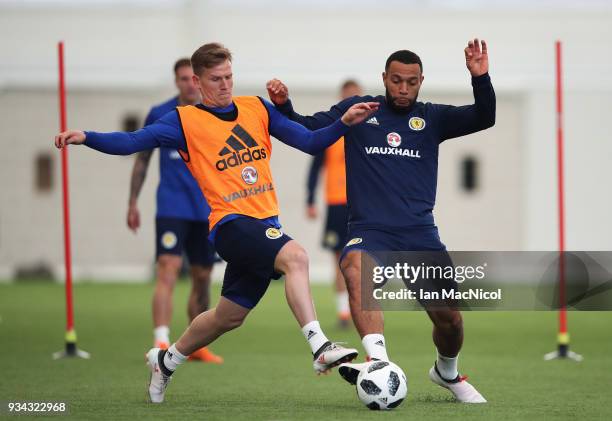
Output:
[1,281,610,420]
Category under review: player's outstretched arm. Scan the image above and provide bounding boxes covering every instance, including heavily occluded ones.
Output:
[54,111,185,155]
[263,98,378,155]
[266,78,354,130]
[54,128,160,155]
[55,128,160,155]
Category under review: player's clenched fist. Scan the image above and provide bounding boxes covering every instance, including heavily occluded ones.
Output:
[341,102,379,126]
[54,130,86,148]
[266,78,289,105]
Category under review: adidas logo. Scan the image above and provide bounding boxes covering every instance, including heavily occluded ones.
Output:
[374,340,384,347]
[307,330,317,340]
[366,117,379,125]
[379,397,388,404]
[216,124,267,171]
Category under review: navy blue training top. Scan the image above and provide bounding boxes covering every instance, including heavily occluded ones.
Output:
[276,73,496,232]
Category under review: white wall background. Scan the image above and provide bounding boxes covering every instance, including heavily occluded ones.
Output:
[1,0,611,281]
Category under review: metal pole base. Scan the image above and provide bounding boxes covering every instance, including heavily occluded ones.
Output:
[544,343,583,361]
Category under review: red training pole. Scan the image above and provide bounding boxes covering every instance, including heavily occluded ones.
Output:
[544,41,581,361]
[555,40,570,357]
[53,41,89,359]
[58,41,75,335]
[555,41,567,337]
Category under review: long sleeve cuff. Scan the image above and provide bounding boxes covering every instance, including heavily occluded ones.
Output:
[84,131,103,148]
[275,99,294,115]
[324,118,350,141]
[471,72,491,87]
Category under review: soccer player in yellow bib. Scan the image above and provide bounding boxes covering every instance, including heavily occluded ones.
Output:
[127,58,222,363]
[54,43,379,403]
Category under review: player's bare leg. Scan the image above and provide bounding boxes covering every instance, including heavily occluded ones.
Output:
[426,308,463,359]
[274,241,316,326]
[426,308,486,403]
[187,264,212,321]
[176,296,250,353]
[338,250,389,384]
[274,240,358,374]
[187,264,223,364]
[147,297,249,403]
[334,250,351,328]
[340,250,384,337]
[152,254,182,349]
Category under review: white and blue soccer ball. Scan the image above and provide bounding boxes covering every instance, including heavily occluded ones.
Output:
[356,360,408,410]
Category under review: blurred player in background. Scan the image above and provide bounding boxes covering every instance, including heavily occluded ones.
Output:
[55,42,378,404]
[127,58,222,363]
[268,38,495,403]
[306,80,362,328]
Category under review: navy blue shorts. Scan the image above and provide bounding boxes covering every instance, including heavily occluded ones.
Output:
[322,204,349,252]
[214,217,292,309]
[155,218,216,266]
[340,226,457,307]
[341,225,446,260]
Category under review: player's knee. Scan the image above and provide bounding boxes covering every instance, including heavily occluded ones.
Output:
[278,244,309,274]
[156,273,176,290]
[191,265,212,284]
[340,254,360,288]
[214,312,245,332]
[157,255,182,286]
[190,271,212,294]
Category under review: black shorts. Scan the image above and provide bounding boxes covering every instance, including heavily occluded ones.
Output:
[214,217,292,309]
[322,204,349,252]
[155,218,216,266]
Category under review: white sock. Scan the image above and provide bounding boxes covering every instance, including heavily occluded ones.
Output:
[154,325,170,345]
[301,320,329,354]
[436,350,459,380]
[163,344,188,372]
[336,291,350,315]
[362,334,389,361]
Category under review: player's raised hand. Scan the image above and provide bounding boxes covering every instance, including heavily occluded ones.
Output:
[341,102,379,126]
[127,205,141,233]
[54,130,86,149]
[266,78,289,105]
[464,38,489,77]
